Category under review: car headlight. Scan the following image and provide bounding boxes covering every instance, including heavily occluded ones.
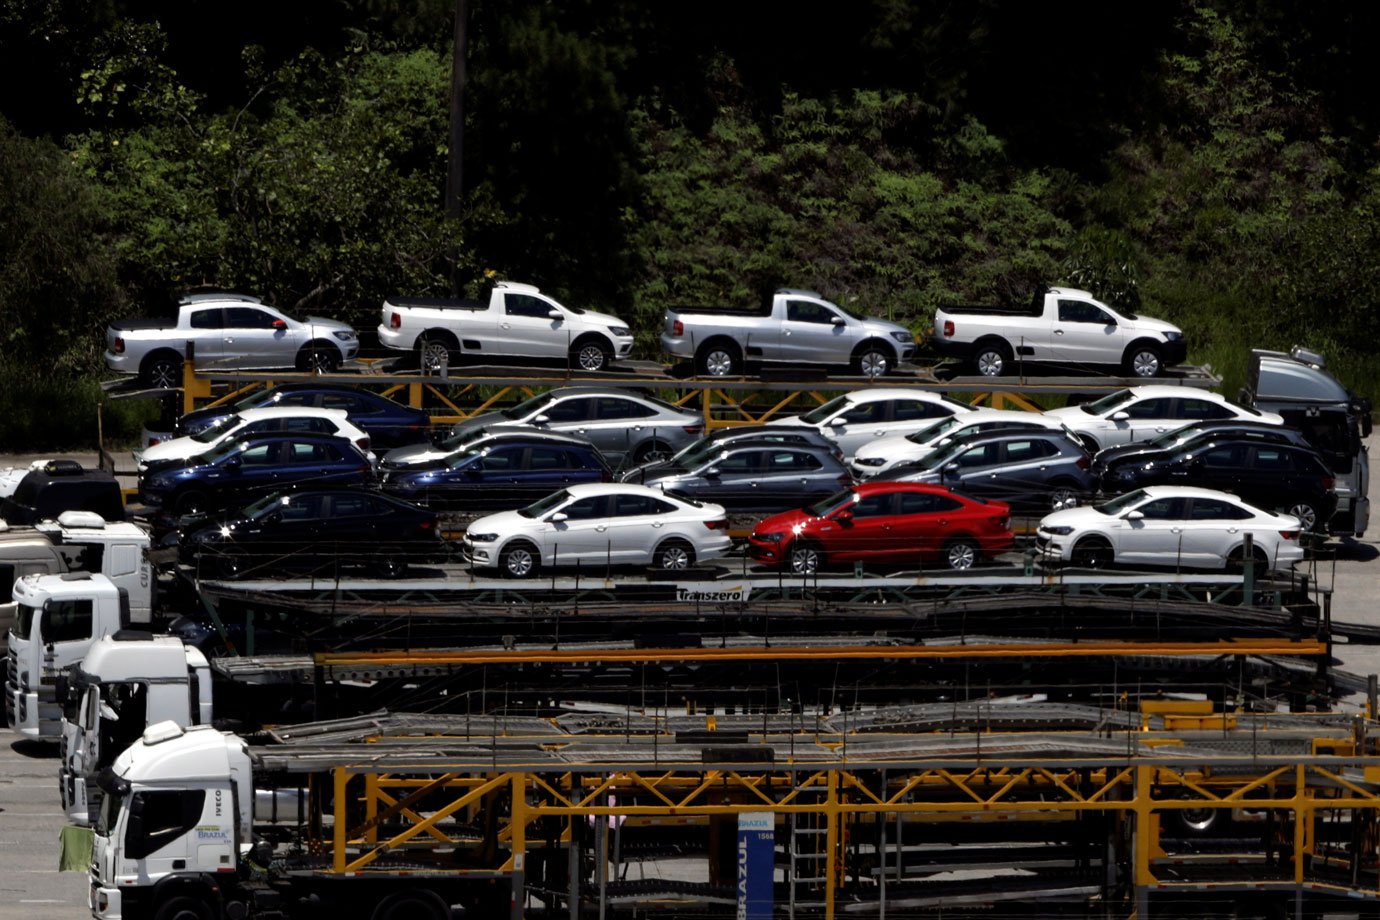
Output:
[1163,331,1183,341]
[467,532,498,543]
[890,331,915,343]
[853,457,885,467]
[333,330,357,341]
[754,532,785,543]
[609,325,631,337]
[1041,526,1074,536]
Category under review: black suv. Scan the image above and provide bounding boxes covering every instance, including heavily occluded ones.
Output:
[1099,437,1337,531]
[1092,421,1309,481]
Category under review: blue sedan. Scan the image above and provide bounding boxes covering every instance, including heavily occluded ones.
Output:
[381,435,611,510]
[173,384,432,447]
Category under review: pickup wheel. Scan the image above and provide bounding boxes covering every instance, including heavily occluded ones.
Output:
[1124,342,1163,378]
[696,341,741,377]
[852,343,894,378]
[141,352,182,389]
[298,345,339,374]
[572,337,612,372]
[972,339,1012,377]
[418,334,456,372]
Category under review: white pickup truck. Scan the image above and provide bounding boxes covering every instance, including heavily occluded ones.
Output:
[660,288,918,377]
[378,280,636,372]
[932,286,1186,377]
[104,292,359,388]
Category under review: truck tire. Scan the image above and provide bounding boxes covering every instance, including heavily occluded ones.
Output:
[1123,342,1163,378]
[696,341,741,377]
[153,896,212,920]
[371,891,450,920]
[141,352,183,389]
[418,333,457,372]
[571,336,613,372]
[972,339,1012,377]
[298,344,339,374]
[852,342,894,378]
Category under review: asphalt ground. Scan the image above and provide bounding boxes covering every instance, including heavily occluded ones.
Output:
[2,440,1378,917]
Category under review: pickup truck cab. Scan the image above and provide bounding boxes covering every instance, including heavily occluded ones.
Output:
[105,292,359,388]
[661,288,917,378]
[378,281,635,372]
[933,287,1185,378]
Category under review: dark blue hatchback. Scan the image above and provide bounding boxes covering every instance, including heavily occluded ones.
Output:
[381,433,611,510]
[173,384,431,447]
[140,432,376,516]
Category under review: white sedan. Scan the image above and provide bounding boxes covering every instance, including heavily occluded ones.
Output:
[1035,486,1304,571]
[849,409,1074,478]
[134,407,375,471]
[768,388,975,458]
[463,483,732,577]
[1042,386,1283,452]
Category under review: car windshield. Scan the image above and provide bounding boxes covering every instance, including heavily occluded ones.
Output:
[1144,424,1203,448]
[1080,389,1136,415]
[806,489,855,517]
[517,489,571,519]
[905,417,962,445]
[191,414,242,443]
[446,446,487,469]
[202,440,244,464]
[922,437,973,468]
[501,392,557,420]
[439,426,498,451]
[798,396,850,425]
[243,493,288,519]
[1094,490,1149,515]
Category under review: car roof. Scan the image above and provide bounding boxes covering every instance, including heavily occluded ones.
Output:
[941,427,1081,448]
[469,430,599,448]
[236,406,350,421]
[840,388,961,403]
[546,386,671,401]
[714,440,842,456]
[1136,485,1264,501]
[563,482,680,498]
[1122,385,1232,402]
[708,424,824,439]
[850,481,964,495]
[226,432,359,445]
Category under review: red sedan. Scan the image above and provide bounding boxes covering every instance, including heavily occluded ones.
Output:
[747,482,1013,574]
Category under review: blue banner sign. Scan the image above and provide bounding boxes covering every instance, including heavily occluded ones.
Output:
[737,811,774,920]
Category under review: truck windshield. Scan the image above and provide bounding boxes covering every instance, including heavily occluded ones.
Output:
[96,787,122,836]
[191,414,242,443]
[1080,390,1136,415]
[12,602,38,640]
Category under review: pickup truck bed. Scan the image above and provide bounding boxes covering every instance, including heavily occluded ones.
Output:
[386,296,486,311]
[938,303,1043,317]
[668,303,774,317]
[107,317,179,331]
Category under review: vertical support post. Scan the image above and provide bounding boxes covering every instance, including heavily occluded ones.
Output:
[567,783,580,920]
[511,772,527,920]
[825,769,839,920]
[363,773,379,844]
[1369,674,1378,720]
[332,767,348,873]
[1133,764,1153,919]
[596,804,608,920]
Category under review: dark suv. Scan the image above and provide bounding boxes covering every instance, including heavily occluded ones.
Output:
[1092,421,1307,481]
[886,429,1095,513]
[1098,437,1337,532]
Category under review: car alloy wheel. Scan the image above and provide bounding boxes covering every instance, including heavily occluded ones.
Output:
[1071,537,1112,569]
[420,338,452,371]
[856,348,890,378]
[1049,486,1080,512]
[788,543,822,575]
[501,542,538,578]
[975,347,1007,376]
[699,346,739,377]
[655,540,694,570]
[146,357,181,389]
[1287,502,1318,533]
[944,538,978,571]
[1129,347,1162,377]
[575,342,610,372]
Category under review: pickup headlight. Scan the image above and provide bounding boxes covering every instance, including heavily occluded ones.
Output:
[609,325,631,337]
[1041,525,1074,536]
[1163,331,1183,341]
[890,331,915,343]
[333,331,357,341]
[467,532,498,543]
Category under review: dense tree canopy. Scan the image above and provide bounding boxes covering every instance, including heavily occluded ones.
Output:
[1,0,1378,444]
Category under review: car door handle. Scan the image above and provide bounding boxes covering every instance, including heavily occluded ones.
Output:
[938,519,949,525]
[652,521,664,528]
[1228,527,1239,533]
[1171,527,1183,533]
[1054,329,1064,335]
[500,323,512,329]
[595,525,608,532]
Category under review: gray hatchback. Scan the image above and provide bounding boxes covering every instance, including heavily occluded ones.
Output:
[447,386,703,468]
[884,428,1095,513]
[640,441,853,513]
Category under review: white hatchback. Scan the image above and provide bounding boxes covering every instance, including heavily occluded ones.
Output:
[463,483,732,577]
[1035,486,1304,572]
[768,388,975,459]
[850,409,1075,478]
[1042,386,1283,452]
[134,407,374,472]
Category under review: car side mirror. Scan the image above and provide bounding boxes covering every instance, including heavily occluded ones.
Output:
[271,319,287,330]
[267,511,282,524]
[547,511,568,523]
[547,309,563,321]
[225,456,242,470]
[533,414,550,425]
[1124,510,1144,521]
[1111,411,1130,422]
[831,316,846,327]
[829,417,847,427]
[943,462,960,475]
[704,466,720,478]
[835,510,853,524]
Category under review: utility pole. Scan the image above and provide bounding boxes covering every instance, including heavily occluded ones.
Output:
[446,0,470,295]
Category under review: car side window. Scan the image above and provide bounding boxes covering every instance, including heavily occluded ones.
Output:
[614,494,654,516]
[851,493,893,517]
[1002,438,1055,463]
[240,443,276,465]
[1189,498,1251,520]
[189,307,225,329]
[597,398,656,420]
[840,401,887,424]
[892,400,949,421]
[288,442,341,463]
[542,398,591,423]
[1136,497,1187,520]
[280,495,325,521]
[239,421,273,435]
[1200,445,1245,468]
[649,498,680,514]
[714,451,760,474]
[1250,447,1295,471]
[954,444,996,468]
[504,294,553,318]
[526,447,569,471]
[1057,300,1113,324]
[769,451,821,471]
[895,492,939,514]
[786,300,837,324]
[1177,398,1235,421]
[1122,398,1173,420]
[561,496,607,520]
[478,448,520,471]
[225,307,281,330]
[285,417,332,433]
[330,495,374,517]
[320,394,367,414]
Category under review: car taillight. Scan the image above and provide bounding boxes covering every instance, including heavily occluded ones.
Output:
[683,424,703,434]
[673,319,684,336]
[1323,476,1335,491]
[1279,530,1300,540]
[390,311,401,329]
[113,336,125,354]
[1076,456,1090,470]
[420,520,434,530]
[942,320,954,338]
[705,519,728,530]
[356,436,370,450]
[148,437,161,446]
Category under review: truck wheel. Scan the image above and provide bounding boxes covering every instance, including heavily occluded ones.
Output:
[852,344,893,378]
[696,342,741,377]
[972,340,1011,377]
[572,338,612,372]
[418,336,455,372]
[1124,343,1163,378]
[372,892,450,920]
[500,541,540,578]
[154,896,212,920]
[142,353,182,389]
[299,345,339,374]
